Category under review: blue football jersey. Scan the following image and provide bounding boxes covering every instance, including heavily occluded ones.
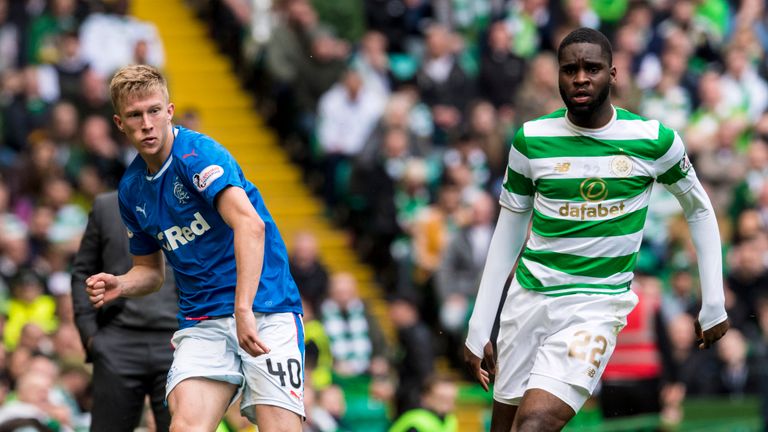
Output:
[118,126,303,328]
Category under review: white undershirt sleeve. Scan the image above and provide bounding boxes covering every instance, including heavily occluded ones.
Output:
[672,178,728,330]
[465,207,532,357]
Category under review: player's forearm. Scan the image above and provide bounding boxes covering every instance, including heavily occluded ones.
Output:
[117,264,165,297]
[676,180,727,329]
[233,218,266,314]
[465,207,531,357]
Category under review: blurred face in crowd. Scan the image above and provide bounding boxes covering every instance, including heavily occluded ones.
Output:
[291,231,319,266]
[488,22,511,53]
[426,25,451,59]
[329,273,358,308]
[423,381,458,416]
[113,89,175,171]
[558,42,615,120]
[51,102,79,141]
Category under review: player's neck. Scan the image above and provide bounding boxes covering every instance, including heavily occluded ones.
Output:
[567,101,614,129]
[145,126,176,175]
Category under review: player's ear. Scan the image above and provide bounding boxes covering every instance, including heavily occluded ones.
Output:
[167,102,175,119]
[113,114,124,133]
[609,65,617,87]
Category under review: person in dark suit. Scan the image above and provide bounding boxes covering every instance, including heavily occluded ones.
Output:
[71,191,178,432]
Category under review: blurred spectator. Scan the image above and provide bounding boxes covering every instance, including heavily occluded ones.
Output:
[52,31,89,104]
[74,69,112,120]
[78,0,164,77]
[363,0,432,53]
[660,269,699,325]
[306,384,349,432]
[416,24,474,143]
[289,231,329,313]
[467,100,510,185]
[357,89,433,169]
[654,0,722,68]
[714,328,760,397]
[26,0,79,66]
[666,312,720,397]
[411,183,467,292]
[502,0,551,59]
[264,0,320,139]
[442,133,490,195]
[0,370,71,431]
[311,0,365,43]
[302,298,333,391]
[350,30,393,97]
[477,21,526,114]
[514,51,561,123]
[696,119,749,211]
[320,272,388,377]
[726,236,768,323]
[316,68,386,207]
[388,374,458,431]
[389,294,434,416]
[4,270,57,351]
[639,43,694,132]
[0,0,21,74]
[73,115,126,189]
[610,50,642,112]
[294,31,348,132]
[685,70,748,156]
[721,45,768,122]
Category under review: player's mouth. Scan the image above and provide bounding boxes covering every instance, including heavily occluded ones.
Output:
[142,137,157,145]
[571,91,591,104]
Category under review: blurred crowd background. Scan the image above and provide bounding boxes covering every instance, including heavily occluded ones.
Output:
[0,0,766,430]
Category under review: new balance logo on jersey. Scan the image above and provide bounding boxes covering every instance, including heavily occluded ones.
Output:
[559,202,626,220]
[157,212,211,251]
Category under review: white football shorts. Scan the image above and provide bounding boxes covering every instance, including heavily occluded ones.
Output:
[166,312,306,422]
[494,281,638,412]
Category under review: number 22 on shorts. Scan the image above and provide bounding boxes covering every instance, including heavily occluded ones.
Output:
[567,330,608,368]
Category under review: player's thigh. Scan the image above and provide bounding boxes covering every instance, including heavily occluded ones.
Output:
[495,287,551,403]
[166,319,244,400]
[240,312,306,423]
[513,388,576,432]
[167,377,237,431]
[253,404,302,432]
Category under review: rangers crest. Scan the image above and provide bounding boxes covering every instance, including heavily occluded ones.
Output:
[174,177,190,204]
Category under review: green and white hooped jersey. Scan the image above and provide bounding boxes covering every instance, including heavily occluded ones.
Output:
[502,107,694,296]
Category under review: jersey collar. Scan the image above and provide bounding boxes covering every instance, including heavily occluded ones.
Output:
[145,127,179,181]
[564,105,617,133]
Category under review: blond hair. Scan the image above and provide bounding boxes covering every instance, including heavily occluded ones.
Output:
[109,64,169,113]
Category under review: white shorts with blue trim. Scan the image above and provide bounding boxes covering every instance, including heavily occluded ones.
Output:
[166,312,305,422]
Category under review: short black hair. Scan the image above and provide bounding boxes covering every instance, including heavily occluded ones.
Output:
[558,27,613,66]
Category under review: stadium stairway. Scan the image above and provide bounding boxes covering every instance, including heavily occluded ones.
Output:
[129,0,488,430]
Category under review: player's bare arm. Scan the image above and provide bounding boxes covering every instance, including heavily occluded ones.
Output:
[216,186,271,357]
[86,251,165,307]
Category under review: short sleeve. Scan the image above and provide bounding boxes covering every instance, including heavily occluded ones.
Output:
[118,189,160,256]
[182,139,244,207]
[499,128,534,212]
[654,130,696,196]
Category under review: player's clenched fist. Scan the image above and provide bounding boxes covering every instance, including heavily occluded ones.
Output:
[86,273,121,308]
